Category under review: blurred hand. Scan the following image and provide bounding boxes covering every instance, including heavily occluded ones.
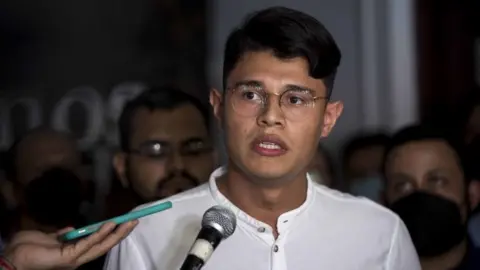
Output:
[3,221,138,270]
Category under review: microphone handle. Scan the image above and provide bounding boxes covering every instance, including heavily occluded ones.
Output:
[180,255,204,270]
[180,226,223,270]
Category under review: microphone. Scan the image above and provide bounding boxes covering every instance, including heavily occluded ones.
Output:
[180,205,237,270]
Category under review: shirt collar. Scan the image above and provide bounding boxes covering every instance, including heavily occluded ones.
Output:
[208,166,315,233]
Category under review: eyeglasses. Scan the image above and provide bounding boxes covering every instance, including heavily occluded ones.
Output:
[128,140,213,159]
[228,86,327,120]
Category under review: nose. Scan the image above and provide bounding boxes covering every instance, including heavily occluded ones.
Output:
[256,96,285,127]
[169,151,185,171]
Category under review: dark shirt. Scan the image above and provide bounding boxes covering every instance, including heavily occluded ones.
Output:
[455,240,480,270]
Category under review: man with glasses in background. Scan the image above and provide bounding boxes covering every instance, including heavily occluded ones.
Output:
[107,86,215,216]
[105,6,420,269]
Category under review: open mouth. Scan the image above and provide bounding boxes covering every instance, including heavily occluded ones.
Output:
[258,142,283,150]
[251,134,288,157]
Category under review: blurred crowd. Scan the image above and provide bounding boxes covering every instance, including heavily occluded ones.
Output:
[1,85,480,269]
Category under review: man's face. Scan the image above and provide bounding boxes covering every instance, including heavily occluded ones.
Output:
[211,51,343,184]
[116,104,214,202]
[384,140,467,219]
[15,134,83,186]
[12,132,87,232]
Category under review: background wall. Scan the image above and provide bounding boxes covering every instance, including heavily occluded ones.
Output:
[0,0,209,207]
[416,0,478,125]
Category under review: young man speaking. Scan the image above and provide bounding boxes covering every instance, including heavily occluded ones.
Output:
[105,6,420,270]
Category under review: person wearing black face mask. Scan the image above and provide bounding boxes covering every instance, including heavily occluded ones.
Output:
[382,125,480,270]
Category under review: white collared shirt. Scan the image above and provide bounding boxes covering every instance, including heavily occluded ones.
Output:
[104,167,420,270]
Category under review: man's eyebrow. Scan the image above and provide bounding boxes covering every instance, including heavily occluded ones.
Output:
[231,80,263,89]
[231,81,318,96]
[284,84,316,94]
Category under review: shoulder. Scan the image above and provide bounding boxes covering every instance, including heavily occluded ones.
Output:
[310,184,421,268]
[106,183,216,269]
[312,183,401,233]
[131,183,213,233]
[133,183,211,212]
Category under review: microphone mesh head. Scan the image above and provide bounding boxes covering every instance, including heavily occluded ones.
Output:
[202,205,237,238]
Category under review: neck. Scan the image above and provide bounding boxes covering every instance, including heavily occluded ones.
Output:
[421,239,468,270]
[217,164,308,232]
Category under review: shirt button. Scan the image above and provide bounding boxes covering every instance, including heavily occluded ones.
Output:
[273,245,279,252]
[257,227,266,233]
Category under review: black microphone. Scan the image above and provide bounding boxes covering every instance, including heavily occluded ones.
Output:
[180,205,237,270]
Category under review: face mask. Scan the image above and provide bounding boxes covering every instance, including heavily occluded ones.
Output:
[389,192,465,257]
[349,176,383,203]
[24,167,86,229]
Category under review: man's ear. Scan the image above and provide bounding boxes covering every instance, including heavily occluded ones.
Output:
[210,88,223,128]
[321,101,344,138]
[469,180,480,210]
[113,152,129,188]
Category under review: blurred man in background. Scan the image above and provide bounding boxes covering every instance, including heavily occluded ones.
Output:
[383,125,480,270]
[108,86,215,216]
[342,132,390,202]
[4,127,91,235]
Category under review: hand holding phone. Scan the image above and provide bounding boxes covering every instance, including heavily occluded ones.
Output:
[3,221,137,270]
[59,201,173,241]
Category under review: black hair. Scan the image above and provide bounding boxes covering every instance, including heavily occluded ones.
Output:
[382,124,467,177]
[342,132,390,166]
[118,85,209,151]
[222,6,341,97]
[3,126,75,182]
[4,126,49,182]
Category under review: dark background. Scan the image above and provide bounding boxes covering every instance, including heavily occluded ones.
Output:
[416,0,480,124]
[0,0,208,150]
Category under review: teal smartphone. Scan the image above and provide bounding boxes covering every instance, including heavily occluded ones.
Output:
[59,201,173,242]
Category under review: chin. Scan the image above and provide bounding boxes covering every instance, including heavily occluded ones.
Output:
[242,161,293,181]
